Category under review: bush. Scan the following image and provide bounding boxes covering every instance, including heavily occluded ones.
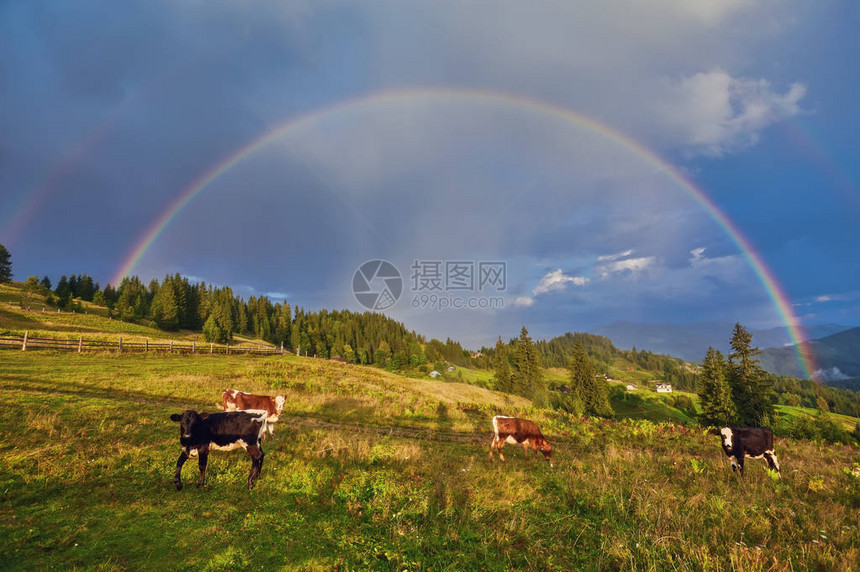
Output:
[775,413,856,445]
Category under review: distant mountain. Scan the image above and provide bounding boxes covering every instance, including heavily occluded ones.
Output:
[760,327,860,385]
[591,322,852,364]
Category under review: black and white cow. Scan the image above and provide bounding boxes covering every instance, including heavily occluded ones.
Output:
[170,410,268,490]
[710,427,780,477]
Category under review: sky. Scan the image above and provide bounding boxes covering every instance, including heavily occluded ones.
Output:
[1,0,858,350]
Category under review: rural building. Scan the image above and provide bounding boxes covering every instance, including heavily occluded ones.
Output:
[447,366,455,372]
[626,384,637,391]
[429,370,442,378]
[656,383,672,393]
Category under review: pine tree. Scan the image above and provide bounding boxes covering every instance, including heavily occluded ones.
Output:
[728,323,774,426]
[55,275,70,298]
[375,340,392,367]
[21,276,41,310]
[0,244,11,283]
[512,327,547,404]
[698,346,736,426]
[203,314,226,343]
[40,276,52,290]
[493,337,512,393]
[568,342,613,417]
[150,278,180,330]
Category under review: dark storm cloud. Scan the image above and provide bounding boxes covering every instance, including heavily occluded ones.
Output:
[1,0,856,342]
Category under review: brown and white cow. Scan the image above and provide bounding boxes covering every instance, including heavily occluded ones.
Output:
[221,389,285,436]
[170,410,268,490]
[489,415,553,467]
[710,427,780,477]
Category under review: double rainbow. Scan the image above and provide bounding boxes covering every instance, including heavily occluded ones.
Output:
[111,88,818,379]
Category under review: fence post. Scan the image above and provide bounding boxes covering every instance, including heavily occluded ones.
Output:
[22,330,28,351]
[226,343,229,355]
[192,341,196,354]
[119,336,123,353]
[170,340,173,352]
[210,343,213,354]
[78,336,83,353]
[145,339,149,352]
[280,341,284,355]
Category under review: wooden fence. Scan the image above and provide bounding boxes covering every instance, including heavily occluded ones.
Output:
[0,331,287,356]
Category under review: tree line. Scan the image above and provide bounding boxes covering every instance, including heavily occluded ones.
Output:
[492,328,612,415]
[21,268,483,371]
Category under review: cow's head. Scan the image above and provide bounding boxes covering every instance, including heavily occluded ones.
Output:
[170,410,209,444]
[535,438,553,467]
[275,395,286,415]
[708,427,733,452]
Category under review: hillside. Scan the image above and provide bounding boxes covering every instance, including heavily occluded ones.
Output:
[1,351,859,570]
[761,327,860,385]
[5,279,860,427]
[592,321,852,363]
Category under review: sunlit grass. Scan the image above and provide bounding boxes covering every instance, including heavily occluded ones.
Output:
[1,351,858,570]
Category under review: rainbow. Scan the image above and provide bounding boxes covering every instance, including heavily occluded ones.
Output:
[0,54,204,246]
[113,87,818,379]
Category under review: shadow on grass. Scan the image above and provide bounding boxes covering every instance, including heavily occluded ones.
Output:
[0,377,211,410]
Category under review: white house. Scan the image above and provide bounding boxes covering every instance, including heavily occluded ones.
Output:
[626,384,638,391]
[429,370,442,378]
[447,366,455,372]
[656,383,672,393]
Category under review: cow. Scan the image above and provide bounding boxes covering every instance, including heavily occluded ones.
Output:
[710,427,780,477]
[221,389,286,436]
[489,415,553,467]
[170,410,267,490]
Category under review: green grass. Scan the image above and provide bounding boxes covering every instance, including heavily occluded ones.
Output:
[0,282,275,346]
[2,351,859,570]
[776,404,859,432]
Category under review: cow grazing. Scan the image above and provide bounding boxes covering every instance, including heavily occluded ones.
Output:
[489,415,553,467]
[170,410,267,490]
[710,427,780,477]
[221,389,285,436]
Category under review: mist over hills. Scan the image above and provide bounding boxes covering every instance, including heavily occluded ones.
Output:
[760,327,860,388]
[591,322,851,364]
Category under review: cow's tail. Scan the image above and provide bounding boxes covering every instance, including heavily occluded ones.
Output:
[254,413,269,441]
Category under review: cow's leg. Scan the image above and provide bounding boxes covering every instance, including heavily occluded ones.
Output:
[729,455,740,473]
[246,445,264,490]
[174,450,189,491]
[522,440,530,460]
[497,438,506,463]
[196,447,209,487]
[764,451,780,476]
[489,436,499,461]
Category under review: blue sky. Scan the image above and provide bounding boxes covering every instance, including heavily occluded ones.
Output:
[1,0,858,349]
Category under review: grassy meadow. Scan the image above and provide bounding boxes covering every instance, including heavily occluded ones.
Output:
[2,351,859,571]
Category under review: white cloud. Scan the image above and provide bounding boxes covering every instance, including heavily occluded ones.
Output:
[658,69,806,156]
[533,269,589,295]
[597,249,634,262]
[512,296,535,307]
[816,295,832,302]
[598,256,656,279]
[813,367,851,383]
[690,247,706,261]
